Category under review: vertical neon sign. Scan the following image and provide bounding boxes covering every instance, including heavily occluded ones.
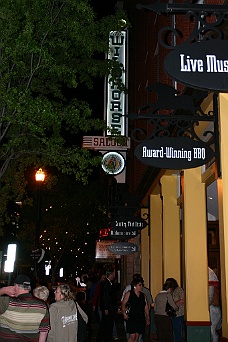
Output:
[106,31,126,136]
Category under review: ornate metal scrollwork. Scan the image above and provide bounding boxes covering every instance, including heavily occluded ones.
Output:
[128,82,219,173]
[137,1,228,49]
[132,2,223,175]
[129,83,214,144]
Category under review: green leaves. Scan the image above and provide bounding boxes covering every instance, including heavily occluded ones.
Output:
[0,0,129,233]
[0,0,128,179]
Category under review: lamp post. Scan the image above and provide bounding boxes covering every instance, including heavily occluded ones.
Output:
[35,168,45,249]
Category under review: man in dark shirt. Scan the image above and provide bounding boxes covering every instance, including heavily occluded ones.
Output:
[0,275,50,342]
[96,269,117,342]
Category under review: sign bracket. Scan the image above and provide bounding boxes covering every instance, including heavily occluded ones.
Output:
[129,83,220,174]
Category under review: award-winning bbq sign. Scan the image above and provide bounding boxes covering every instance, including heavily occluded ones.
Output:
[164,40,228,91]
[134,2,222,175]
[135,137,214,169]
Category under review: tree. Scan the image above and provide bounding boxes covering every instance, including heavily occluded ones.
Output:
[0,0,128,226]
[18,172,110,282]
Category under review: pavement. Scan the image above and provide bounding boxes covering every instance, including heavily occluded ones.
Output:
[90,311,157,342]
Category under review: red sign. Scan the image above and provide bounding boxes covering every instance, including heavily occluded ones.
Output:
[99,228,111,238]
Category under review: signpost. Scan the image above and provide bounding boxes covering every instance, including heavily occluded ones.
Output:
[107,31,127,136]
[108,242,138,255]
[109,228,139,240]
[164,40,228,92]
[134,137,214,169]
[95,240,121,259]
[30,248,45,264]
[109,217,147,239]
[111,217,147,230]
[82,136,130,151]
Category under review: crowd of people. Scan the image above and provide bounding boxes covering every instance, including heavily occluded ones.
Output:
[0,268,221,342]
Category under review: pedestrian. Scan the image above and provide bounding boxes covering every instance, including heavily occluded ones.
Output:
[165,278,185,342]
[92,274,106,320]
[154,282,177,341]
[0,274,50,342]
[47,283,88,342]
[33,285,50,304]
[122,277,150,342]
[121,274,153,341]
[96,269,118,342]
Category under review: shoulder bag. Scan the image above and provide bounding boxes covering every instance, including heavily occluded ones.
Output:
[76,302,88,342]
[165,297,176,317]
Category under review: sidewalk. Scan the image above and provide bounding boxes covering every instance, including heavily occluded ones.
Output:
[90,312,157,342]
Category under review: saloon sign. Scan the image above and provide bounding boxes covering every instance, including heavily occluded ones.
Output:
[135,137,214,169]
[164,40,228,91]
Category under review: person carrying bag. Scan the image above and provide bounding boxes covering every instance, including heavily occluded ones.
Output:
[47,284,88,342]
[154,283,178,342]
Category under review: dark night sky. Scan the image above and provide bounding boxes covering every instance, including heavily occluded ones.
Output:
[90,0,117,18]
[65,1,119,124]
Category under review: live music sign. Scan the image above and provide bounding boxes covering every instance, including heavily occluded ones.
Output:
[164,40,228,91]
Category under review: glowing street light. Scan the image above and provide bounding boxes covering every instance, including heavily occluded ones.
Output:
[35,168,45,182]
[35,168,46,249]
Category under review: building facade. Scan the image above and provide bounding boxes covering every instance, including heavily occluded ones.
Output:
[122,0,228,340]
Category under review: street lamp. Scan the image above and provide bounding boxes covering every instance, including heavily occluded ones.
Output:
[35,168,46,182]
[35,168,46,249]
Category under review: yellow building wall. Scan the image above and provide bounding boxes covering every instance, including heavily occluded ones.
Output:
[183,167,210,321]
[149,194,163,299]
[160,174,181,283]
[218,93,228,338]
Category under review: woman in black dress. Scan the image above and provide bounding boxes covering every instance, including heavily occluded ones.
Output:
[122,277,150,342]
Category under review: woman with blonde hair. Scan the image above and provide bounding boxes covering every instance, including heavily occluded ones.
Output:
[47,283,88,342]
[33,286,49,303]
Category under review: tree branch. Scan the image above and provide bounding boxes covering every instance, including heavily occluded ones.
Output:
[26,1,67,90]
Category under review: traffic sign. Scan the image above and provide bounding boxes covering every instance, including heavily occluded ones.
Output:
[30,248,45,263]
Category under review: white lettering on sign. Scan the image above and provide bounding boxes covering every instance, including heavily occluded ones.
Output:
[82,136,130,150]
[142,146,206,161]
[180,54,204,72]
[114,221,145,228]
[106,31,126,136]
[206,55,228,72]
[110,230,137,236]
[180,54,228,73]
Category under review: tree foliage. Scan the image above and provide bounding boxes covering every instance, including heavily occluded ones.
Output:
[0,0,128,223]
